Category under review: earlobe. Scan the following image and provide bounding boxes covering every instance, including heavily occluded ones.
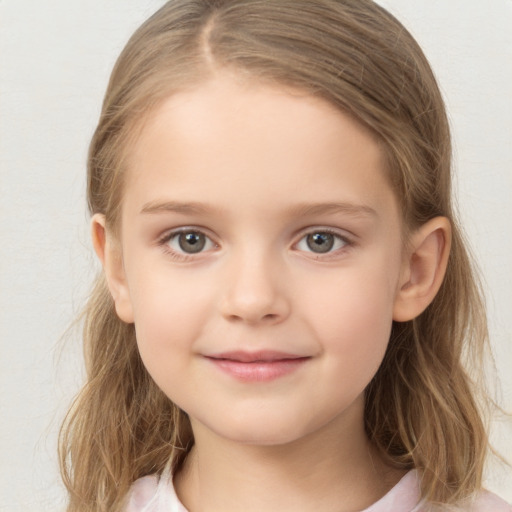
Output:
[393,217,451,322]
[91,214,134,324]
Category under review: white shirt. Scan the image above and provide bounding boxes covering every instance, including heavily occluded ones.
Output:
[124,469,511,512]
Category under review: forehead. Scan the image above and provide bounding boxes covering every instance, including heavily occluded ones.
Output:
[123,75,396,222]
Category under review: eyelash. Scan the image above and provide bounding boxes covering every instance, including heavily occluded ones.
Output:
[157,227,354,261]
[295,228,353,259]
[158,228,217,262]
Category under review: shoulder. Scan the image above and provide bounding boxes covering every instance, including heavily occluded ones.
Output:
[369,470,512,512]
[466,490,512,512]
[420,490,512,512]
[123,475,159,512]
[123,472,188,512]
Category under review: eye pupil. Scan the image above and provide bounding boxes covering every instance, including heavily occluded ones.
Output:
[307,232,334,253]
[179,232,206,253]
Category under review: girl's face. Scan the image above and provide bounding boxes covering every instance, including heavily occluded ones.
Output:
[113,76,408,446]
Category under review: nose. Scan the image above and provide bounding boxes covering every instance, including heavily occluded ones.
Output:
[219,252,291,325]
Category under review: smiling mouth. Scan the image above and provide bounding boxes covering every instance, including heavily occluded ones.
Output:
[205,351,310,381]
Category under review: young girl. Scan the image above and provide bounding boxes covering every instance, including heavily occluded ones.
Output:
[59,1,511,511]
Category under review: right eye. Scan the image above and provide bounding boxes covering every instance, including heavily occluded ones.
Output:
[163,230,215,254]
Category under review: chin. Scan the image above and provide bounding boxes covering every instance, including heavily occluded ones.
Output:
[206,414,315,447]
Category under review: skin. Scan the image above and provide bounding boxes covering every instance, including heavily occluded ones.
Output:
[93,75,451,512]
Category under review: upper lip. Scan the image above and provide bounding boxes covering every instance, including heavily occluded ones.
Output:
[205,350,309,363]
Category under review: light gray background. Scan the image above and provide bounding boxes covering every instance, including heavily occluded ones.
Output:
[1,1,511,510]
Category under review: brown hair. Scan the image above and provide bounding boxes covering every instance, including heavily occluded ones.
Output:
[60,1,492,510]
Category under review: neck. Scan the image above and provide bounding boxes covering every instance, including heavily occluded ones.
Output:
[175,398,404,512]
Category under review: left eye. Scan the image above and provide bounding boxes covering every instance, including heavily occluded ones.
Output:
[296,231,348,254]
[165,230,215,254]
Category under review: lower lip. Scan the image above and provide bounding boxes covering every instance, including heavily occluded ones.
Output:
[207,357,309,382]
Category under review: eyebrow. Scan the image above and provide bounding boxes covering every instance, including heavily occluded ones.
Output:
[140,200,221,215]
[286,202,378,219]
[140,200,377,218]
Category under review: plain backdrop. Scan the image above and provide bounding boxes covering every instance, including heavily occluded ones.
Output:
[1,1,511,510]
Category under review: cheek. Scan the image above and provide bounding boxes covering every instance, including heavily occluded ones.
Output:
[326,290,392,363]
[127,269,213,373]
[299,260,398,378]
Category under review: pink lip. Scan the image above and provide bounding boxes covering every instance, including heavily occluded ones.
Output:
[205,351,309,382]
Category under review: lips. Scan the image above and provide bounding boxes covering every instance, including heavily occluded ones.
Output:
[209,350,307,363]
[205,351,309,382]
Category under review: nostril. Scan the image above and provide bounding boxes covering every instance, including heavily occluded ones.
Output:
[223,307,287,325]
[219,268,291,324]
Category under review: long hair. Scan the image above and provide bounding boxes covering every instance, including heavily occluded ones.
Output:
[60,1,491,510]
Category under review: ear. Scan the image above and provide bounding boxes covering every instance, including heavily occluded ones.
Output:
[91,214,134,323]
[393,216,451,322]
